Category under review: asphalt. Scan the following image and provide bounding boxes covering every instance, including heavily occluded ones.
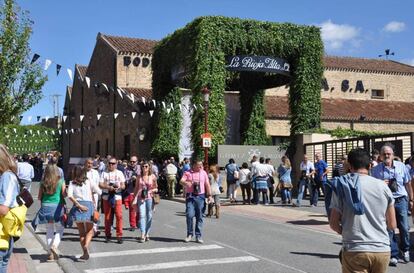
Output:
[23,182,414,273]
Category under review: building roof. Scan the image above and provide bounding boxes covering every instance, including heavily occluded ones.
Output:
[323,56,414,75]
[100,33,158,55]
[76,65,88,79]
[123,87,153,99]
[265,96,414,123]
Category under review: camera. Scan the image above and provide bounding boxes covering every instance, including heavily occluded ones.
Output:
[141,187,148,198]
[388,178,398,193]
[193,182,200,195]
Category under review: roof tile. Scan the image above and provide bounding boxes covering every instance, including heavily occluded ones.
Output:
[101,34,158,54]
[123,87,152,99]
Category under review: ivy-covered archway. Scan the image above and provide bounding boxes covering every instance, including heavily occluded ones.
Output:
[151,16,324,160]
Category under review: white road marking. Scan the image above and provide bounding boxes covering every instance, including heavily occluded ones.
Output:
[85,256,259,273]
[212,240,309,273]
[163,223,176,229]
[88,244,223,258]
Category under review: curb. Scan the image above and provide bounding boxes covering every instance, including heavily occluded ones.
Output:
[25,223,82,273]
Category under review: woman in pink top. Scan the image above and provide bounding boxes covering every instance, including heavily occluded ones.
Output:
[180,160,212,243]
[133,161,158,242]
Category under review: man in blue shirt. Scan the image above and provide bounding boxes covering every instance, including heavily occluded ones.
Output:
[312,153,329,207]
[371,144,413,266]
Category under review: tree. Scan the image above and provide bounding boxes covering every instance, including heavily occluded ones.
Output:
[0,0,47,126]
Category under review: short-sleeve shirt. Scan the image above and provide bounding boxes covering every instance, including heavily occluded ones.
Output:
[0,171,19,208]
[330,174,394,252]
[17,162,34,181]
[300,161,314,175]
[371,160,411,198]
[137,174,157,200]
[100,169,126,200]
[182,170,208,195]
[314,160,328,182]
[68,179,94,202]
[86,169,102,195]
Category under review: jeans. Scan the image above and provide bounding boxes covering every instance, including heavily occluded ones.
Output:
[324,182,332,219]
[296,179,307,206]
[0,237,13,273]
[281,188,291,203]
[389,196,410,258]
[186,195,205,238]
[240,183,251,203]
[139,198,153,236]
[309,183,320,206]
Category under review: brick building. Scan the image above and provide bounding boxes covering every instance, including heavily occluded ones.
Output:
[62,33,414,170]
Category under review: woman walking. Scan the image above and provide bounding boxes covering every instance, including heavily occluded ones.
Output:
[68,166,99,261]
[0,145,21,272]
[207,164,221,218]
[239,163,251,204]
[133,161,158,242]
[278,156,293,204]
[32,164,66,261]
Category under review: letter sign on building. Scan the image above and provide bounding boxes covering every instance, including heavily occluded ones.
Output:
[355,80,365,92]
[322,78,329,91]
[341,80,349,92]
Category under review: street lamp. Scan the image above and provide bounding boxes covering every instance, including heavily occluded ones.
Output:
[202,86,210,168]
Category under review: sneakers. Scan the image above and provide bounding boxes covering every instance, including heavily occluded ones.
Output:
[105,236,111,243]
[389,257,398,267]
[403,251,410,263]
[196,237,204,244]
[117,238,123,244]
[47,252,54,262]
[184,235,192,243]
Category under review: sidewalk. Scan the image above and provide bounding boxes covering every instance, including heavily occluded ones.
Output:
[9,223,64,273]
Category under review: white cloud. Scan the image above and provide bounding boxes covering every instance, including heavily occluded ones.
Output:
[319,20,360,51]
[383,21,406,33]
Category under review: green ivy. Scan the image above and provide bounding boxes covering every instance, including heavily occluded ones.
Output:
[0,124,60,154]
[152,16,324,160]
[151,87,183,159]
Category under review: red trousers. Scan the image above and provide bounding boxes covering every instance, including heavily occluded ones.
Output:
[103,199,123,238]
[124,193,138,228]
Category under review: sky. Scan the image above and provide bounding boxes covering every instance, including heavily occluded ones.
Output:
[16,0,414,123]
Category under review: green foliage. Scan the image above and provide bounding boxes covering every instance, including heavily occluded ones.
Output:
[305,127,383,138]
[152,16,323,160]
[0,124,60,154]
[151,87,183,159]
[0,0,47,126]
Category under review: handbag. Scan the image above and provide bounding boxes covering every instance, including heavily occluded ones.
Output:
[13,173,34,208]
[92,210,100,223]
[153,193,160,205]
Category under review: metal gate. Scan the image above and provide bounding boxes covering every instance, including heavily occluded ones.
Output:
[304,133,414,178]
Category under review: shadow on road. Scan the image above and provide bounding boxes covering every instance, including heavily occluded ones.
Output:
[290,251,339,259]
[286,219,329,225]
[148,237,184,243]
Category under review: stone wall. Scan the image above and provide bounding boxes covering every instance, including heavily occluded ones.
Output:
[117,54,152,89]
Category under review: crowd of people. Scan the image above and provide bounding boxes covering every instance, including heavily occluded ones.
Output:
[0,142,413,272]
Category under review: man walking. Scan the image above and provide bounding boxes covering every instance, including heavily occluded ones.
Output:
[124,156,140,231]
[17,153,34,191]
[329,148,396,273]
[84,158,102,236]
[294,154,315,207]
[165,158,178,198]
[313,153,329,207]
[371,144,413,266]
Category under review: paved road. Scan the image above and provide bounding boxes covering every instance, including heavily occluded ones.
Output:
[27,182,413,273]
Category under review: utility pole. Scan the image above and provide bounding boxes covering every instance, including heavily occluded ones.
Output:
[50,94,62,117]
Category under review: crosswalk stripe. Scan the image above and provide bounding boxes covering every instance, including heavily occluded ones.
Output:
[88,244,223,258]
[85,256,259,273]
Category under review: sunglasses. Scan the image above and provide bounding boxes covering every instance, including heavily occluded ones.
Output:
[108,162,117,165]
[130,161,137,163]
[142,165,149,168]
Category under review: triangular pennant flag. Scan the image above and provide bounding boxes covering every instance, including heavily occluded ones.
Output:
[85,77,90,88]
[179,104,182,111]
[162,101,166,109]
[13,128,17,133]
[97,114,102,120]
[29,129,33,135]
[131,112,137,119]
[130,94,135,103]
[56,64,62,75]
[114,113,119,119]
[63,115,67,122]
[37,130,40,135]
[51,130,55,135]
[19,115,23,121]
[10,116,15,121]
[149,110,154,117]
[45,130,48,135]
[80,115,84,122]
[193,104,198,110]
[31,53,40,64]
[37,116,41,122]
[199,104,204,109]
[170,103,174,110]
[67,69,73,81]
[27,116,32,122]
[71,129,74,134]
[44,59,52,70]
[117,88,123,99]
[65,129,68,134]
[45,116,49,122]
[152,99,156,107]
[142,97,146,105]
[101,83,109,92]
[58,130,62,135]
[166,108,171,114]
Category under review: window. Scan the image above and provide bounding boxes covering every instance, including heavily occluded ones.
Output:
[371,89,384,99]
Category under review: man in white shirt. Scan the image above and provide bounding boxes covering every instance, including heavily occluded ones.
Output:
[293,154,315,207]
[17,154,34,191]
[84,158,102,236]
[165,158,178,198]
[99,157,125,244]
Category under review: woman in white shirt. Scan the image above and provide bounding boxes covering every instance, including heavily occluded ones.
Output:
[68,166,99,261]
[239,163,251,204]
